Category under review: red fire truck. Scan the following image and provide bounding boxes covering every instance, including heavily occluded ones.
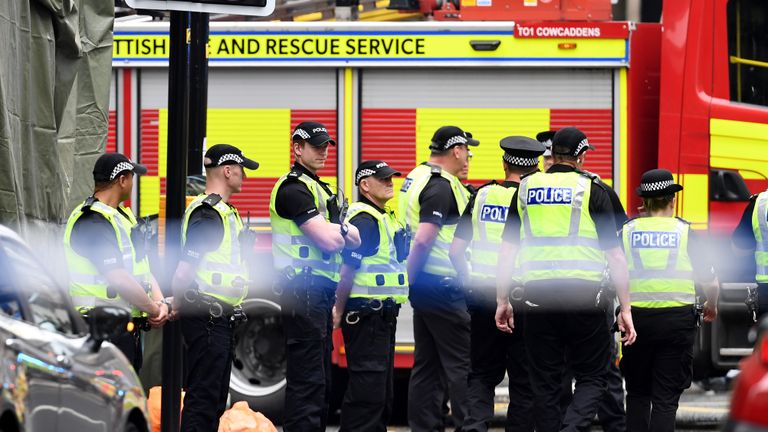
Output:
[109,0,767,420]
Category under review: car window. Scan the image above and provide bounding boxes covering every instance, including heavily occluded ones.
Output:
[1,239,76,335]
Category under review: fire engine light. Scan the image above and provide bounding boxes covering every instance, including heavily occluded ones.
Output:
[558,43,578,50]
[470,40,501,51]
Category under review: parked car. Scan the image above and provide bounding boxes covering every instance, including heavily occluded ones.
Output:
[0,224,150,432]
[724,315,768,432]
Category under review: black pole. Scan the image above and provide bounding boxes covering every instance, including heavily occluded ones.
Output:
[188,12,209,176]
[161,10,189,432]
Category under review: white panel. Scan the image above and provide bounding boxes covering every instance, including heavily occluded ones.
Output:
[109,71,117,110]
[139,68,336,109]
[362,68,612,109]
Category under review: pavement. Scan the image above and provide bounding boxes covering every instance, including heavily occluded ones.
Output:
[314,377,733,431]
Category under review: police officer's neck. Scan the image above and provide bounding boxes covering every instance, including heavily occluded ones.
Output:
[93,188,123,209]
[295,160,319,177]
[361,192,386,211]
[427,156,460,177]
[204,180,232,203]
[648,207,675,218]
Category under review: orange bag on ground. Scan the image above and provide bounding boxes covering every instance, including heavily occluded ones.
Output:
[218,401,277,432]
[147,386,185,432]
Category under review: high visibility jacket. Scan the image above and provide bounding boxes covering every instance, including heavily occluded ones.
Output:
[517,171,606,284]
[469,182,517,288]
[754,191,768,283]
[64,199,152,317]
[398,163,469,277]
[182,194,248,306]
[269,170,341,282]
[347,202,408,303]
[622,217,695,308]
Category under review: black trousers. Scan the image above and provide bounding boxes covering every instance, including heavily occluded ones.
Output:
[408,273,471,432]
[339,301,398,432]
[111,327,143,372]
[281,276,336,432]
[560,297,626,432]
[180,314,234,432]
[621,306,696,432]
[463,291,533,432]
[523,284,610,432]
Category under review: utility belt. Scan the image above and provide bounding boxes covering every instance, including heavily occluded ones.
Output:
[183,288,247,326]
[344,297,400,325]
[81,313,149,333]
[274,266,336,297]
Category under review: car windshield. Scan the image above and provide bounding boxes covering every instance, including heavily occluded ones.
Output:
[0,237,77,336]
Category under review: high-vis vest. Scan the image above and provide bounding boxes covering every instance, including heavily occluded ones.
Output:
[398,163,469,277]
[469,183,517,288]
[269,171,342,282]
[64,200,152,317]
[347,202,408,303]
[753,191,768,283]
[622,217,695,308]
[517,171,606,284]
[182,194,248,306]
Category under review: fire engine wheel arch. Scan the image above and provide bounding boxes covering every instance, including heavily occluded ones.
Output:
[230,298,287,423]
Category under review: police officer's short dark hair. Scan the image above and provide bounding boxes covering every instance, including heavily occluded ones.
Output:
[552,146,579,162]
[502,159,537,175]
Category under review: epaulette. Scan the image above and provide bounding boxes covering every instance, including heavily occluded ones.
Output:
[749,193,759,201]
[285,170,302,181]
[476,180,498,191]
[202,193,222,208]
[81,196,97,211]
[675,216,692,225]
[430,164,442,176]
[577,169,611,192]
[621,216,639,227]
[520,170,538,180]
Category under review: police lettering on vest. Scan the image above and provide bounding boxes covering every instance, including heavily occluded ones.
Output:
[630,231,680,249]
[479,204,509,223]
[527,187,573,205]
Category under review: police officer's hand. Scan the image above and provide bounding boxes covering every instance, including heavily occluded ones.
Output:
[149,301,169,328]
[495,301,514,334]
[332,305,343,329]
[703,300,718,322]
[618,308,637,345]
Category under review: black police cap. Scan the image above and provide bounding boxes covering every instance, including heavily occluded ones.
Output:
[636,169,683,198]
[292,121,336,147]
[429,126,480,151]
[355,160,402,186]
[499,136,546,167]
[93,152,148,182]
[204,144,259,170]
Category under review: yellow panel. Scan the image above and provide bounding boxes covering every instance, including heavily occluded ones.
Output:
[158,110,168,178]
[710,118,768,181]
[416,108,550,180]
[619,68,629,210]
[675,173,708,228]
[139,176,160,217]
[207,109,291,177]
[343,68,354,199]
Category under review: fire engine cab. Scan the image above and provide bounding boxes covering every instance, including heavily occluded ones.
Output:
[108,0,768,420]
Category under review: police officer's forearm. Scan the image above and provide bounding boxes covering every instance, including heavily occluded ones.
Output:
[342,223,361,249]
[605,247,631,311]
[407,223,439,281]
[300,216,345,253]
[335,264,356,313]
[149,275,164,301]
[702,276,720,306]
[105,268,160,316]
[449,238,470,281]
[170,261,197,300]
[496,241,519,304]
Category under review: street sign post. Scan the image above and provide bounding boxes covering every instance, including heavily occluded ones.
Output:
[125,0,275,16]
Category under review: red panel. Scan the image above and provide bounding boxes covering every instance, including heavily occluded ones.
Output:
[290,110,338,178]
[550,109,613,179]
[107,111,117,153]
[360,108,417,173]
[229,177,279,219]
[140,109,161,176]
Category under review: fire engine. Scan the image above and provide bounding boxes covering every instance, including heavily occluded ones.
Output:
[108,0,767,420]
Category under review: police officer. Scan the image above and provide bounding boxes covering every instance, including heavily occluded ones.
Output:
[732,187,768,317]
[450,136,545,432]
[398,125,477,431]
[543,129,629,432]
[64,152,168,372]
[495,127,637,432]
[537,131,556,172]
[332,160,408,432]
[270,122,361,432]
[621,169,719,432]
[170,144,258,432]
